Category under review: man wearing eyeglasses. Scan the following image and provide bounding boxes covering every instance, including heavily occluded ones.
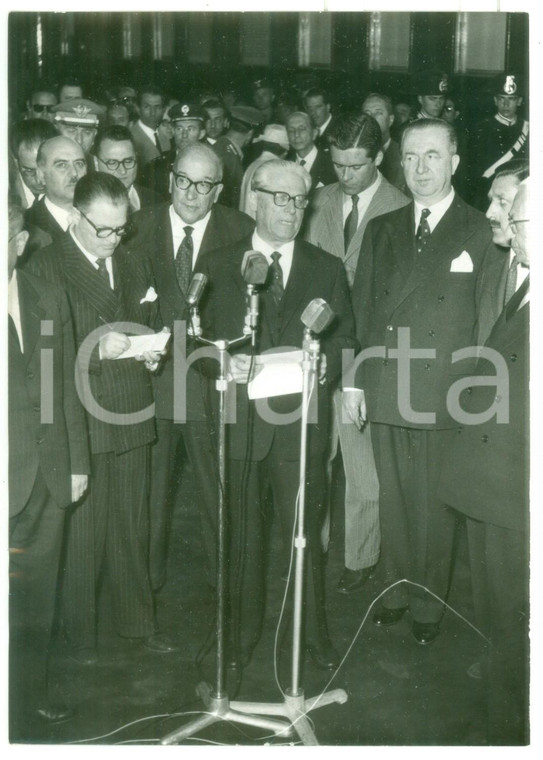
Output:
[131,142,254,593]
[26,87,58,123]
[196,159,357,671]
[93,125,161,212]
[27,172,178,664]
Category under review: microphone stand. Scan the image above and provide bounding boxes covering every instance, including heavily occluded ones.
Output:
[161,316,347,746]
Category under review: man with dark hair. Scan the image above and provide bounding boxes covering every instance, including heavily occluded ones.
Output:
[343,119,498,645]
[131,142,255,591]
[9,202,89,727]
[59,78,83,102]
[106,102,131,128]
[27,172,176,664]
[212,105,263,208]
[26,86,58,123]
[362,93,405,191]
[25,135,88,247]
[303,87,334,151]
[9,118,58,209]
[130,85,170,166]
[305,112,409,595]
[202,98,229,145]
[286,111,336,190]
[197,158,357,670]
[93,124,160,211]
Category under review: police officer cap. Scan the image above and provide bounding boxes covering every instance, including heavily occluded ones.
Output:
[229,106,264,127]
[493,73,523,97]
[252,78,273,91]
[52,98,105,127]
[169,103,206,123]
[412,70,449,96]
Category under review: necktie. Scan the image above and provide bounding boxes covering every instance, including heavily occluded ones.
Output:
[344,194,359,252]
[503,254,519,307]
[96,258,111,289]
[269,251,284,305]
[175,226,194,294]
[415,208,431,254]
[154,131,161,152]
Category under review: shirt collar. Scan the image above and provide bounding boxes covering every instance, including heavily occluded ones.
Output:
[495,113,518,127]
[169,205,212,237]
[414,187,455,231]
[69,225,112,271]
[44,197,74,231]
[252,229,295,261]
[297,144,318,165]
[138,119,158,141]
[342,171,382,205]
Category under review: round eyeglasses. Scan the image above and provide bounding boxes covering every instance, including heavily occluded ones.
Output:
[97,156,137,172]
[255,187,309,209]
[172,172,220,196]
[77,207,132,239]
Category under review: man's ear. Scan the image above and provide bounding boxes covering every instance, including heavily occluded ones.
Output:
[375,150,384,168]
[451,153,460,176]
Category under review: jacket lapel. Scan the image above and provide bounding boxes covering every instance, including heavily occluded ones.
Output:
[61,234,120,323]
[277,241,313,337]
[17,270,46,366]
[152,207,186,315]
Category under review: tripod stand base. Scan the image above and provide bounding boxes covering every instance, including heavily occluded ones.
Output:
[160,680,348,746]
[160,681,293,744]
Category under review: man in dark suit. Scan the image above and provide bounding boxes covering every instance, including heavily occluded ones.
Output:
[343,119,498,645]
[305,112,410,595]
[27,173,176,664]
[362,93,406,192]
[303,87,335,152]
[131,142,255,591]
[24,135,88,247]
[8,203,89,727]
[197,159,358,670]
[286,111,336,191]
[9,118,58,209]
[129,85,170,167]
[438,180,529,744]
[93,124,161,212]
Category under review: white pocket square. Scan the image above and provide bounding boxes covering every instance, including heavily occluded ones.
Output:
[450,251,473,273]
[140,286,158,304]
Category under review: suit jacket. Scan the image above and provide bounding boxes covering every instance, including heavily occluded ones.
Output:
[380,139,406,192]
[286,148,336,190]
[350,194,500,429]
[25,196,66,243]
[138,149,174,200]
[132,183,162,212]
[26,232,157,454]
[315,116,336,152]
[438,281,529,531]
[130,120,171,166]
[474,246,510,345]
[197,236,358,461]
[9,270,90,516]
[304,176,410,286]
[212,136,244,208]
[130,202,255,421]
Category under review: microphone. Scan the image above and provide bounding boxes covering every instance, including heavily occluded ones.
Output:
[186,272,208,307]
[301,298,335,334]
[241,250,269,285]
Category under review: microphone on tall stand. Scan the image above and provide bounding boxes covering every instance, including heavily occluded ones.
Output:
[186,272,208,337]
[241,251,269,346]
[300,298,336,377]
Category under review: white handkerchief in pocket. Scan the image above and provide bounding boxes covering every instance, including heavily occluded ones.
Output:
[140,286,158,304]
[450,250,473,273]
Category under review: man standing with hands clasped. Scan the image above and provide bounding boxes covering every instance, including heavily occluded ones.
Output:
[343,119,497,645]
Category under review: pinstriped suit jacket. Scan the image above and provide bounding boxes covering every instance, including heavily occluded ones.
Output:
[304,176,410,287]
[27,232,157,454]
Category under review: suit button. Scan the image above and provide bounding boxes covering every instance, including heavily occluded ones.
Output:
[510,354,517,362]
[382,359,389,366]
[384,289,390,295]
[36,437,44,445]
[428,330,435,337]
[457,428,462,434]
[438,295,445,302]
[33,405,40,413]
[466,387,472,394]
[424,363,431,370]
[386,324,394,332]
[481,435,489,443]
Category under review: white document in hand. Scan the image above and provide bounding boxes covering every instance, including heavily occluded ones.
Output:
[248,349,304,399]
[114,330,171,360]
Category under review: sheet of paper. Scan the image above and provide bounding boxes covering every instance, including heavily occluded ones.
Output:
[114,331,171,360]
[248,349,304,399]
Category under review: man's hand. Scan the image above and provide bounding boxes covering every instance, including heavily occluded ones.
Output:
[342,389,367,430]
[228,354,262,384]
[99,331,130,360]
[71,474,88,503]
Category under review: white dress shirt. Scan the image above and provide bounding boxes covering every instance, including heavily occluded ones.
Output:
[137,119,159,145]
[252,229,295,286]
[128,184,141,212]
[8,270,24,352]
[318,113,332,137]
[296,145,318,173]
[70,227,114,288]
[169,205,212,267]
[342,172,382,229]
[414,187,455,232]
[44,197,74,232]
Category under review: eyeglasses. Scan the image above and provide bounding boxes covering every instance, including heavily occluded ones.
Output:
[32,104,55,114]
[97,155,137,171]
[172,172,220,195]
[508,218,529,234]
[77,207,132,239]
[255,188,309,209]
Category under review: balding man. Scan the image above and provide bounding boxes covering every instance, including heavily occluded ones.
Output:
[24,136,87,248]
[286,111,336,190]
[131,142,254,591]
[197,159,357,670]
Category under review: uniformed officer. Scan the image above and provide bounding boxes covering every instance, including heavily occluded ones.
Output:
[212,105,263,208]
[412,70,449,120]
[469,73,529,211]
[51,98,105,156]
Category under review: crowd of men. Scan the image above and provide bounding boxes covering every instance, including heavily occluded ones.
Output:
[8,67,529,744]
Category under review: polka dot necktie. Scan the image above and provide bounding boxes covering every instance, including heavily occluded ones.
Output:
[175,226,194,294]
[416,208,431,254]
[269,251,284,305]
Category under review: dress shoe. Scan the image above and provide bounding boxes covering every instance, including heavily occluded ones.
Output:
[411,620,440,645]
[37,703,75,723]
[373,605,408,627]
[336,565,376,594]
[143,633,178,653]
[67,647,98,666]
[306,639,341,670]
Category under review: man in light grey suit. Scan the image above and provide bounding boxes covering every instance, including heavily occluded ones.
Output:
[305,112,409,593]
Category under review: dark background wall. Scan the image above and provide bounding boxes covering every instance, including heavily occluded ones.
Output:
[8,11,529,125]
